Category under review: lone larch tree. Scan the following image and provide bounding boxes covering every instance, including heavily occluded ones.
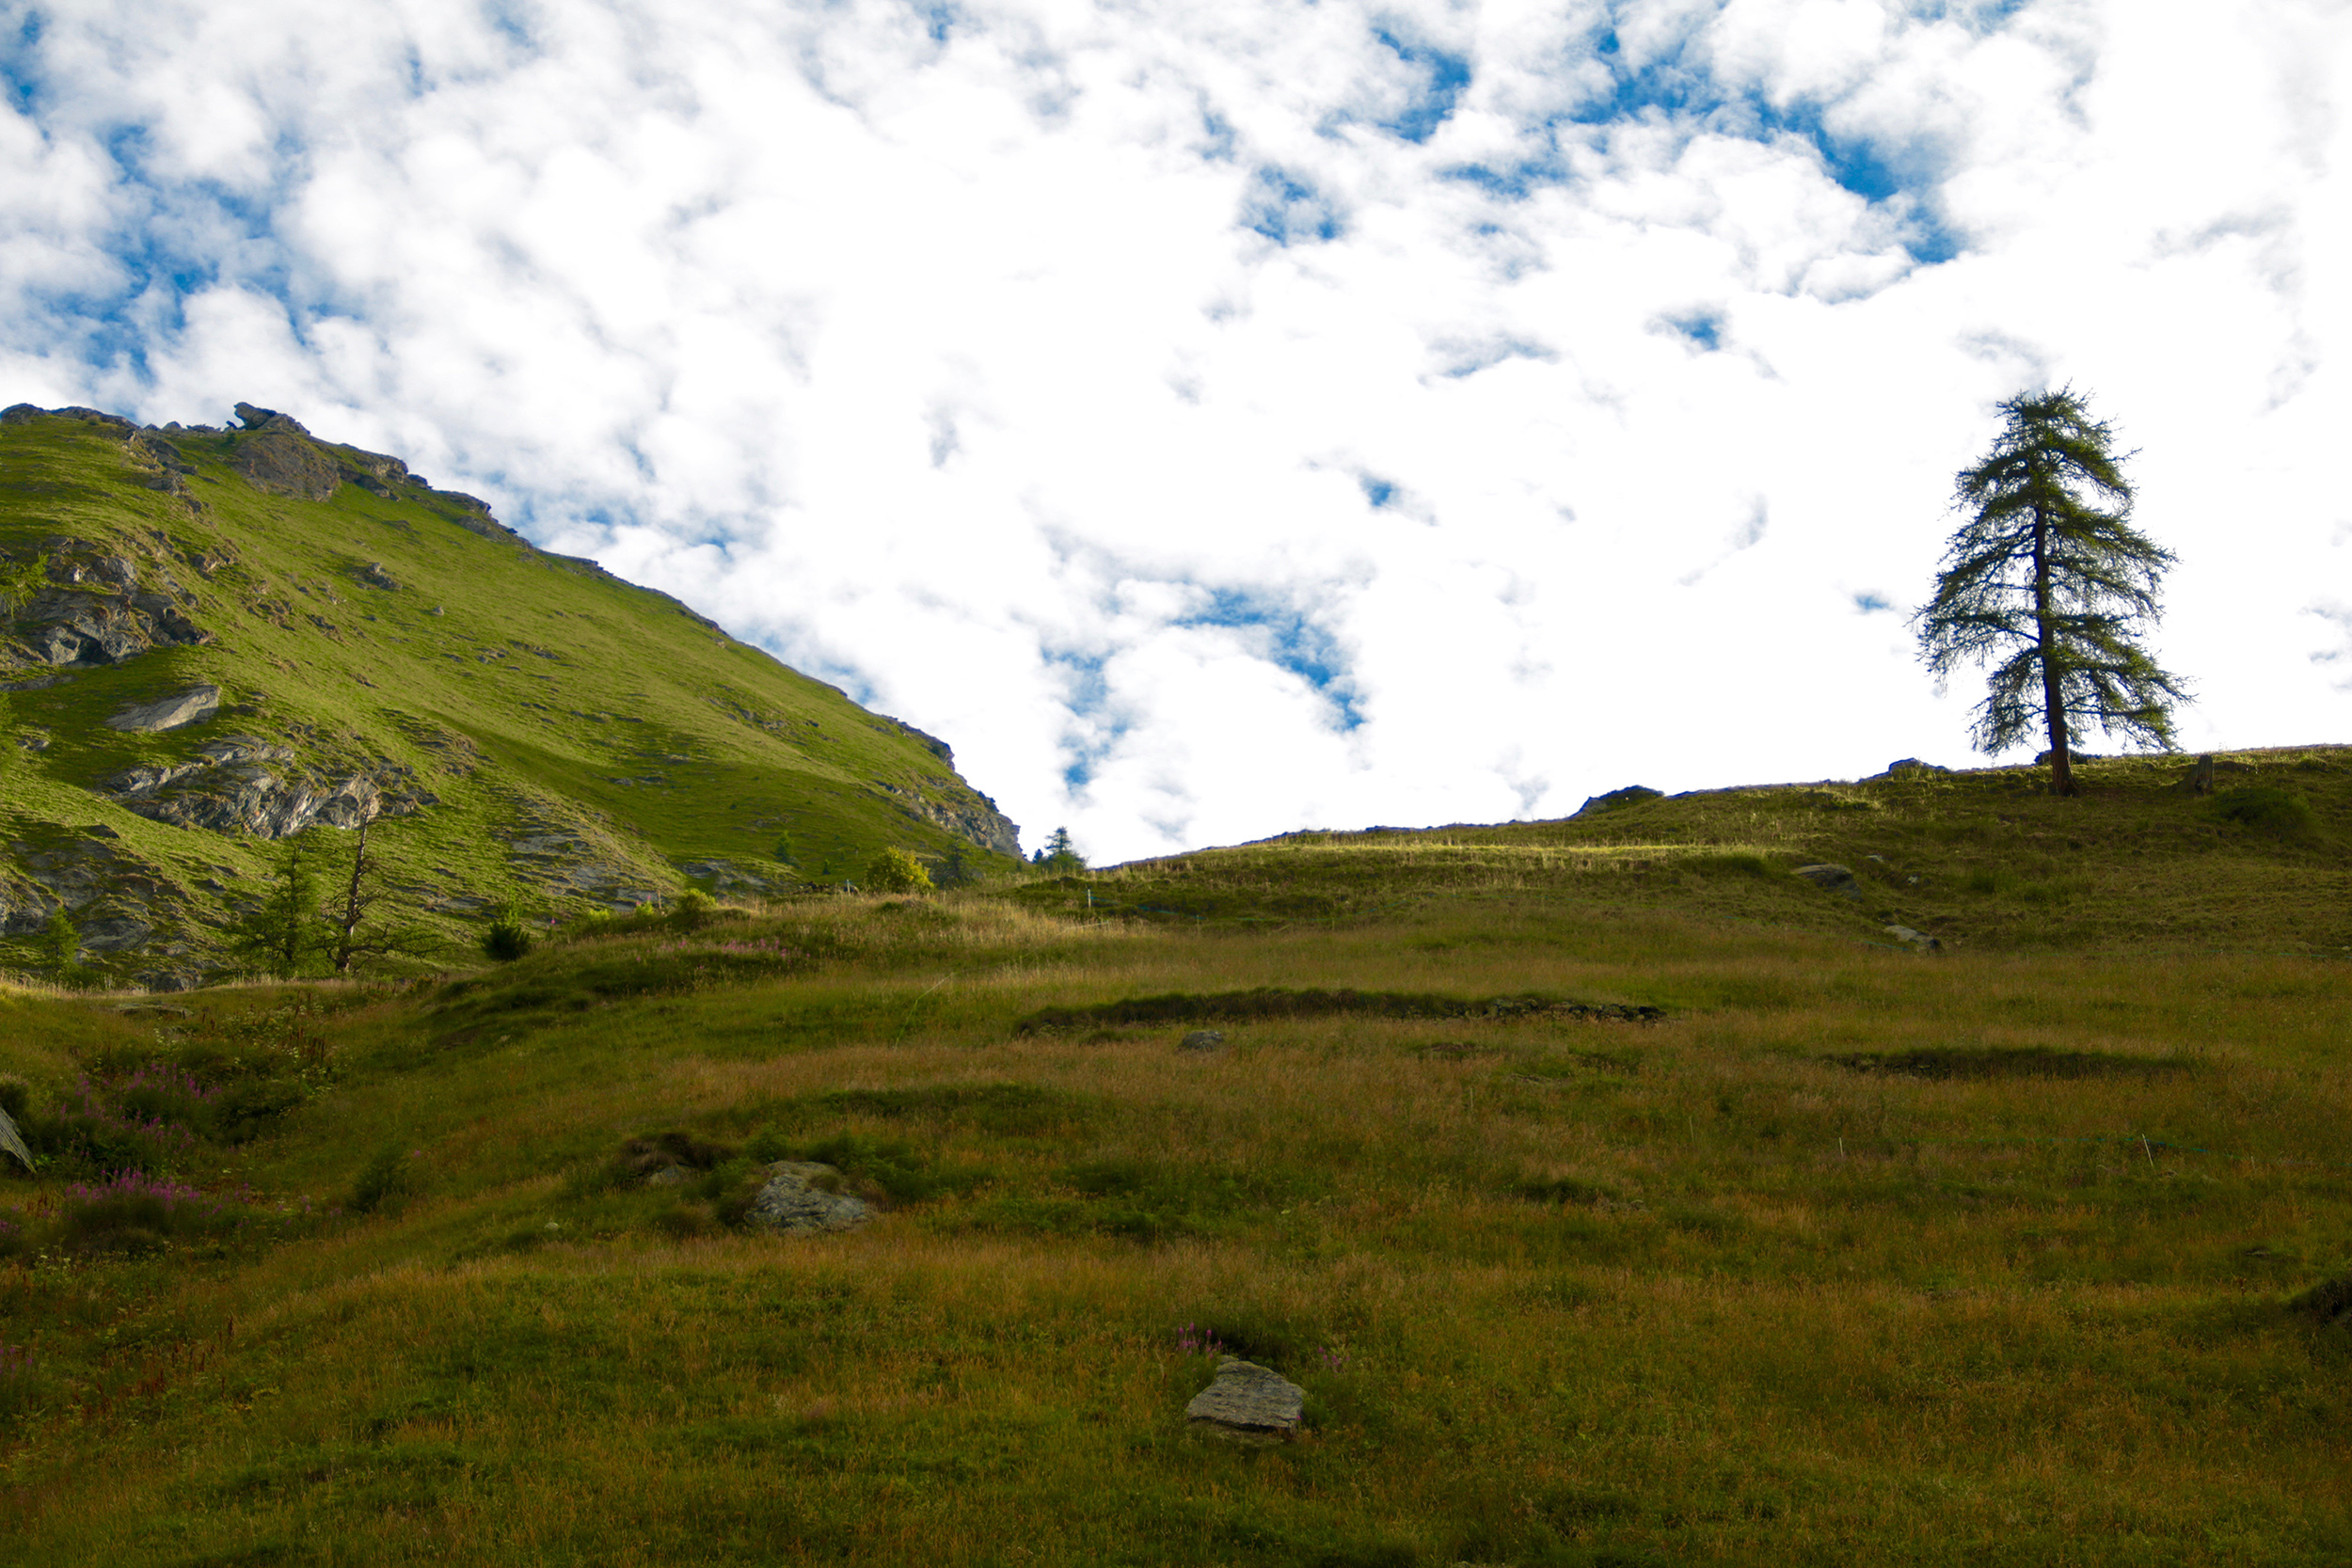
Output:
[1914,387,2190,797]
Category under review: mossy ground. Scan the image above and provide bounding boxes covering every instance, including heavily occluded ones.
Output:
[2,752,2348,1564]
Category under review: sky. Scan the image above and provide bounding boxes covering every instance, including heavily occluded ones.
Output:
[3,0,2348,863]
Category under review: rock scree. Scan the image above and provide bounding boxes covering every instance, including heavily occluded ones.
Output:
[745,1162,874,1234]
[1184,1356,1305,1445]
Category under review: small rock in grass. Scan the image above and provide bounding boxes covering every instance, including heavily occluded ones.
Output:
[1180,1030,1226,1053]
[1883,926,1942,954]
[1792,863,1860,900]
[746,1161,872,1234]
[1185,1356,1304,1445]
[644,1166,693,1188]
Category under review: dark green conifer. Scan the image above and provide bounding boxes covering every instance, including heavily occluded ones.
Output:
[228,834,324,978]
[1914,388,2189,797]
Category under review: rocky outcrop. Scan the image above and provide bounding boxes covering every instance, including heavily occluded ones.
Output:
[228,406,343,500]
[3,542,212,670]
[674,858,798,897]
[0,835,193,950]
[99,739,436,840]
[873,776,1022,858]
[500,810,671,911]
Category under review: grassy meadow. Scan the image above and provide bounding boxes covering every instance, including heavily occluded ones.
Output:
[3,752,2351,1564]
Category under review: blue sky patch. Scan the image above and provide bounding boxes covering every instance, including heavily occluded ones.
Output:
[910,1,960,43]
[1177,586,1363,731]
[1242,166,1343,245]
[1853,591,1894,615]
[1041,645,1123,792]
[1655,309,1723,352]
[1372,26,1470,145]
[1359,474,1398,510]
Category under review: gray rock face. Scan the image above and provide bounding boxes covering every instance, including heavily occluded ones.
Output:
[100,739,433,839]
[745,1162,874,1234]
[1793,863,1861,900]
[104,685,221,733]
[233,403,310,435]
[1184,1357,1304,1445]
[1868,757,1951,781]
[1883,925,1942,953]
[8,550,213,667]
[1180,1030,1226,1053]
[231,430,342,500]
[872,777,1023,858]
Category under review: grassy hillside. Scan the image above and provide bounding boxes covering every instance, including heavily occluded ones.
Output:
[0,404,1022,987]
[2,758,2348,1564]
[1039,744,2352,956]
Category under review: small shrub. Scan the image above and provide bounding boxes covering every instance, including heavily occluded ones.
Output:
[672,890,718,932]
[2214,785,2317,839]
[349,1146,423,1214]
[863,847,933,894]
[654,1202,715,1239]
[1689,851,1774,879]
[481,910,533,962]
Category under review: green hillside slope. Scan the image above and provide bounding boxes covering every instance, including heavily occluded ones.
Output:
[0,403,1023,986]
[1041,745,2352,956]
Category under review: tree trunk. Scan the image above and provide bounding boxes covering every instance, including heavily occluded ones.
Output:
[2031,498,2076,798]
[335,819,369,974]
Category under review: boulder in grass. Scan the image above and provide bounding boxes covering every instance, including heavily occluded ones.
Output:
[1883,926,1942,954]
[1184,1356,1304,1445]
[1792,863,1861,900]
[103,685,220,733]
[1180,1030,1226,1053]
[745,1161,873,1234]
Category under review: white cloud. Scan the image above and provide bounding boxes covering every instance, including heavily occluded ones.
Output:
[5,0,2349,860]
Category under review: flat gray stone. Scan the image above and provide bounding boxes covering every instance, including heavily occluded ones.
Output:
[104,684,220,733]
[1883,926,1942,953]
[746,1161,873,1234]
[1793,863,1860,900]
[1184,1356,1304,1445]
[1180,1030,1226,1053]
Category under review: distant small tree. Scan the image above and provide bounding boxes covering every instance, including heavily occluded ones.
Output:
[1032,827,1086,873]
[0,550,50,616]
[864,847,933,894]
[936,842,978,889]
[323,817,437,974]
[40,907,75,966]
[228,834,325,978]
[1914,387,2190,798]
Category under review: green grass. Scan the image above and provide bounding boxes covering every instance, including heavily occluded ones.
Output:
[3,867,2349,1564]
